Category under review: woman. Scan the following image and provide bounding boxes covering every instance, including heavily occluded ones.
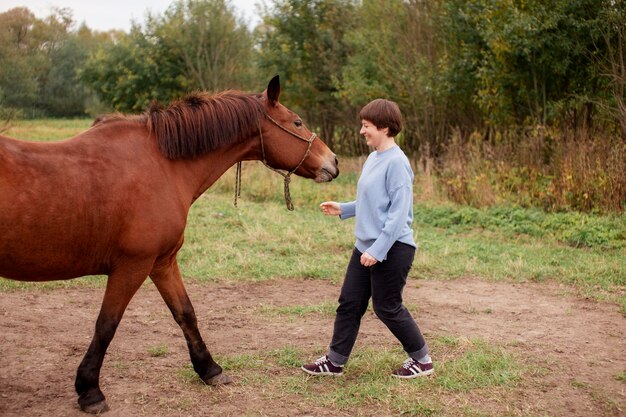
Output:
[301,99,432,379]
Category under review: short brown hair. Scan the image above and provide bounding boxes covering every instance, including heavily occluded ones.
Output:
[359,99,403,137]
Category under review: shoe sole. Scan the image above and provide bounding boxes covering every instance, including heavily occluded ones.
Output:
[391,369,435,379]
[301,366,343,377]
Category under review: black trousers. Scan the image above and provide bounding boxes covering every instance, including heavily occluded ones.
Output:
[327,242,428,365]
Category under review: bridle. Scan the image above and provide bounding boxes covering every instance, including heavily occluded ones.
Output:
[234,112,317,211]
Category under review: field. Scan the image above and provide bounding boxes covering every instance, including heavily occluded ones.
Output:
[0,120,624,416]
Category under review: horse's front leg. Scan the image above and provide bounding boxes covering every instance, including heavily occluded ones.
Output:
[150,257,231,385]
[75,259,153,413]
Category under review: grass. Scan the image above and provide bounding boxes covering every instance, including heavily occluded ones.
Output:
[147,343,170,357]
[175,337,523,416]
[258,301,337,319]
[3,118,93,141]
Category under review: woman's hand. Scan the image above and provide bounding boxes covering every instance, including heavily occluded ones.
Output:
[360,252,378,267]
[320,201,342,216]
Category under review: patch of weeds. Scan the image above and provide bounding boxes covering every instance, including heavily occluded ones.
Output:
[614,371,626,382]
[147,343,169,357]
[268,346,305,367]
[110,360,130,373]
[434,339,522,391]
[435,335,463,348]
[177,364,204,386]
[172,397,195,412]
[275,375,314,396]
[571,379,590,389]
[258,301,336,319]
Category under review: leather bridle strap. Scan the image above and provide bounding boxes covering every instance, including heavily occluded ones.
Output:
[234,114,317,211]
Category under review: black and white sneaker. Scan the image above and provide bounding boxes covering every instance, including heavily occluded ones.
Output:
[391,358,434,379]
[301,355,344,376]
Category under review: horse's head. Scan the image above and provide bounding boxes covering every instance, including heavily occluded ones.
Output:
[257,76,338,183]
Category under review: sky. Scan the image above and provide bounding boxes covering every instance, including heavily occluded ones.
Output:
[0,0,262,31]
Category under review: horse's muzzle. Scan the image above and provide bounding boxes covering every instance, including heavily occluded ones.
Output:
[315,155,339,183]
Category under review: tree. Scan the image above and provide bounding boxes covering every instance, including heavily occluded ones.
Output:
[257,0,358,149]
[82,26,186,113]
[440,0,611,130]
[337,0,448,154]
[155,0,255,92]
[594,0,626,138]
[0,7,110,117]
[0,7,42,113]
[83,0,254,112]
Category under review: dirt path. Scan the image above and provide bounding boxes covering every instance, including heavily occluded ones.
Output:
[1,278,624,416]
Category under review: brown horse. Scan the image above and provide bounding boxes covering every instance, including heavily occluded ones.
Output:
[0,76,338,413]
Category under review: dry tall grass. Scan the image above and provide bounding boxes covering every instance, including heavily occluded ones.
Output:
[433,128,625,213]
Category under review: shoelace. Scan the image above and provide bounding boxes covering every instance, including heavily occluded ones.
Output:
[402,358,417,369]
[314,356,329,366]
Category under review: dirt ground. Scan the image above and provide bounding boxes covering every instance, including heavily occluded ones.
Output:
[0,277,624,417]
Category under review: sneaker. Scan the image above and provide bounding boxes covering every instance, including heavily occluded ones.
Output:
[301,355,344,376]
[391,358,434,379]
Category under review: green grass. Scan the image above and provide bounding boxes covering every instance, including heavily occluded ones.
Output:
[147,343,170,357]
[2,119,624,312]
[413,203,625,250]
[3,118,92,141]
[258,301,337,319]
[177,337,523,416]
[178,182,625,311]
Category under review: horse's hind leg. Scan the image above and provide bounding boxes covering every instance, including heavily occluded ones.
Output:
[75,260,152,413]
[150,257,231,385]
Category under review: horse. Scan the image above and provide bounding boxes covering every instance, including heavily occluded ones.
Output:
[0,76,339,413]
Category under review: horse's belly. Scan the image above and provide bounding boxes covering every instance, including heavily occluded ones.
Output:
[0,238,106,281]
[0,199,109,281]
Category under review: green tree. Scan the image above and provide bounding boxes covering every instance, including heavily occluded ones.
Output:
[593,0,626,138]
[0,7,109,117]
[82,26,186,113]
[337,0,447,155]
[83,0,254,112]
[0,7,43,113]
[257,0,357,149]
[155,0,255,91]
[440,0,611,129]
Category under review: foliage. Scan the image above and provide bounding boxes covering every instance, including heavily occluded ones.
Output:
[1,2,624,214]
[158,0,255,91]
[257,0,358,149]
[338,0,446,154]
[0,7,42,113]
[449,0,610,129]
[0,7,109,118]
[82,26,187,113]
[413,203,625,250]
[82,0,254,113]
[436,128,626,212]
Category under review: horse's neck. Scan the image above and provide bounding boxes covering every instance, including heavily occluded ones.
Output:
[180,140,258,203]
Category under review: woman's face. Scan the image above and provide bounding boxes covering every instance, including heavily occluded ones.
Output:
[360,119,389,149]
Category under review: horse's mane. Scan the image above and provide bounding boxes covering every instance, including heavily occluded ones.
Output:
[94,91,265,160]
[148,91,265,159]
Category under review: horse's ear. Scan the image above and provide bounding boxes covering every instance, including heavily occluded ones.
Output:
[266,75,281,107]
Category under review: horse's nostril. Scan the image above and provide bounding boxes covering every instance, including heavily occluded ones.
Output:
[334,156,339,166]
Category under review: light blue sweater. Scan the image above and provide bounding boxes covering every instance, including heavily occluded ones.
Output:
[339,145,416,261]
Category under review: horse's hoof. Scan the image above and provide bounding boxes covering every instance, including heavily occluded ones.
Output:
[81,400,109,414]
[205,372,233,386]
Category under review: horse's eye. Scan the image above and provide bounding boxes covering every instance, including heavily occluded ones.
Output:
[294,119,302,128]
